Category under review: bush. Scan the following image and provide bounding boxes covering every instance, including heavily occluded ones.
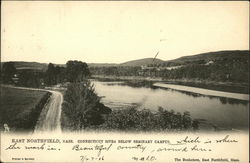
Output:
[98,107,195,131]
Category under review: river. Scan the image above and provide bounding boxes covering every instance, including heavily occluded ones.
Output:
[92,80,249,131]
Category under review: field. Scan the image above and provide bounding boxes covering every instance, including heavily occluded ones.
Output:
[0,86,51,132]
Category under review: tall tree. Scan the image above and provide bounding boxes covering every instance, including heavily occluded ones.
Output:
[54,66,66,83]
[66,60,90,82]
[45,63,56,85]
[18,70,40,88]
[62,81,111,129]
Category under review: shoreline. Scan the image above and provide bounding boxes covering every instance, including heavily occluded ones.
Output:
[92,75,249,94]
[153,83,249,101]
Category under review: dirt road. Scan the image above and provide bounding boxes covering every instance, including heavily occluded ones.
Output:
[34,90,63,132]
[1,85,63,132]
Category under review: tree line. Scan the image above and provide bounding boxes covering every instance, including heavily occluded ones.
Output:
[90,57,249,83]
[1,60,90,87]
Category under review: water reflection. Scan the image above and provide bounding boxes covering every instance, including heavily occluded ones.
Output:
[161,88,248,105]
[218,97,249,105]
[102,81,249,106]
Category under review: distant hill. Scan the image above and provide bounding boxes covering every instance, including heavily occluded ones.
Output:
[1,50,249,70]
[2,61,48,71]
[166,50,249,65]
[88,63,118,67]
[119,50,249,67]
[120,58,165,67]
[0,61,66,71]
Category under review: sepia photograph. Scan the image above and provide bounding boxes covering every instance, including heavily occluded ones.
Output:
[0,1,249,162]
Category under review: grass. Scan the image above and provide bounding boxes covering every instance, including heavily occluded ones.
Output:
[0,86,50,132]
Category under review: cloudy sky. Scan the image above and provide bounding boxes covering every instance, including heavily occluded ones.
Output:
[1,1,249,64]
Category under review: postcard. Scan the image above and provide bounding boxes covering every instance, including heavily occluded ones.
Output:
[1,1,249,162]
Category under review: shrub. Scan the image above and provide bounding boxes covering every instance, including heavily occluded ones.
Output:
[98,107,195,131]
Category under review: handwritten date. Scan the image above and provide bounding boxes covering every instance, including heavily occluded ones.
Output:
[80,155,104,162]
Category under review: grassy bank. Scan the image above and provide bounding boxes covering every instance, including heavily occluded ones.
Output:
[0,86,51,132]
[92,75,249,94]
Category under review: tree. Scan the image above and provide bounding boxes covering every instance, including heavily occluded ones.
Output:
[45,63,56,85]
[62,81,111,129]
[1,62,16,83]
[182,111,192,129]
[54,66,66,83]
[18,70,40,87]
[66,60,90,82]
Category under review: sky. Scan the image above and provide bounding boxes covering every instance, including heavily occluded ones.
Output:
[1,1,249,64]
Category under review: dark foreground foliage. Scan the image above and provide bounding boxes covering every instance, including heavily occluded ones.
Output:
[94,107,197,132]
[61,81,111,130]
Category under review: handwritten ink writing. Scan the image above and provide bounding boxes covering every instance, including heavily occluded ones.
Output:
[72,144,112,156]
[5,143,21,150]
[177,136,201,144]
[25,143,45,150]
[191,145,211,152]
[156,146,188,152]
[72,144,94,151]
[216,135,238,143]
[80,155,104,162]
[95,144,112,156]
[132,155,157,162]
[117,144,146,152]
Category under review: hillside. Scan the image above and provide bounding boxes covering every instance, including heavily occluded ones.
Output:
[114,50,249,67]
[120,58,165,66]
[166,50,249,65]
[88,63,118,67]
[0,61,67,71]
[1,50,249,69]
[14,61,48,70]
[0,61,48,71]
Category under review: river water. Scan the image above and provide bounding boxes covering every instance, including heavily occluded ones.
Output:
[92,80,249,130]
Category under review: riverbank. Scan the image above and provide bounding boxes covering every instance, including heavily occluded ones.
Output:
[92,75,249,94]
[154,83,249,101]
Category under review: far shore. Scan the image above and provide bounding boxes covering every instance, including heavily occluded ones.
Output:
[154,82,249,101]
[91,75,249,95]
